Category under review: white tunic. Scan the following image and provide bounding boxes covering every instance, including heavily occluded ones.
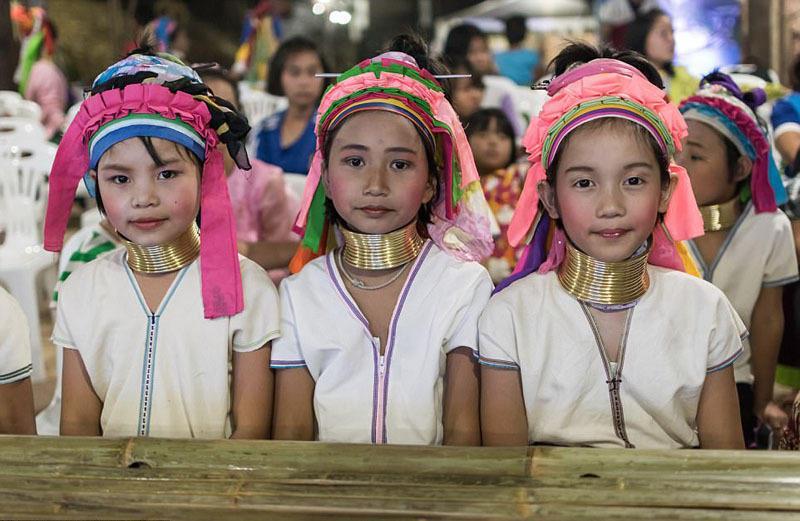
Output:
[53,250,280,438]
[479,267,746,449]
[271,241,493,445]
[0,287,32,384]
[685,203,799,384]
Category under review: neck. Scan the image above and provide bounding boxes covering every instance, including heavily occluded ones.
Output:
[340,221,424,270]
[557,240,650,309]
[699,196,740,232]
[287,103,314,120]
[123,223,201,274]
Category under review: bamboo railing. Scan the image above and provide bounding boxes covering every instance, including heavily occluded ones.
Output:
[0,436,799,519]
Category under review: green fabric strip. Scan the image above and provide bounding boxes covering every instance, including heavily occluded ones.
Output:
[776,364,800,388]
[302,184,328,251]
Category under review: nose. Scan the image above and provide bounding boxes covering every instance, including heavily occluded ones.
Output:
[596,184,625,218]
[132,178,158,208]
[363,164,389,196]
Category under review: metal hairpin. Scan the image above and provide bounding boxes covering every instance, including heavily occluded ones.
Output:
[315,73,472,79]
[531,78,551,91]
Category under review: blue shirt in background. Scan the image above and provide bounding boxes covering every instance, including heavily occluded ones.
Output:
[495,49,540,87]
[255,109,317,175]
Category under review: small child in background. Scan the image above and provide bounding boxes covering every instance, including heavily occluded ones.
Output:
[0,286,36,434]
[271,34,495,446]
[677,72,798,448]
[479,44,745,449]
[45,49,280,439]
[466,108,525,283]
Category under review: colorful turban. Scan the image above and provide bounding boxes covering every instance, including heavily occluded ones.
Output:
[497,58,703,291]
[289,51,495,272]
[680,71,788,211]
[43,53,251,319]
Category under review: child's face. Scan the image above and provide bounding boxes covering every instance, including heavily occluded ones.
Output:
[539,124,674,263]
[467,36,494,75]
[93,137,201,247]
[469,118,513,174]
[645,15,675,67]
[281,51,324,109]
[675,120,746,206]
[323,111,434,235]
[452,78,484,119]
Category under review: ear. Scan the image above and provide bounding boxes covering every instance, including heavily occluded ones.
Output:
[537,180,560,219]
[321,162,331,196]
[658,170,679,214]
[733,155,753,183]
[421,175,436,205]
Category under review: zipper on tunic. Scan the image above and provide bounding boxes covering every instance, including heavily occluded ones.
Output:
[580,304,635,449]
[138,313,158,437]
[375,351,387,444]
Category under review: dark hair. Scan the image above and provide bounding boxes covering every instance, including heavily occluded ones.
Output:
[447,57,485,93]
[623,8,674,76]
[791,56,800,92]
[545,43,670,186]
[465,108,517,168]
[505,16,527,46]
[322,33,443,230]
[266,36,330,98]
[95,137,202,215]
[443,24,487,63]
[199,68,240,109]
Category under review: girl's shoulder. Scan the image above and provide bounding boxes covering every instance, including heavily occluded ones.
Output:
[647,266,730,305]
[238,254,278,292]
[423,242,492,286]
[485,271,557,311]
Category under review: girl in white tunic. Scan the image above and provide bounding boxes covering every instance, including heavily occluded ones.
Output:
[0,287,36,434]
[43,51,280,439]
[677,72,798,446]
[479,44,746,449]
[271,35,496,445]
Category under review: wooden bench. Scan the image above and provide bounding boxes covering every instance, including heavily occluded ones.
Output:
[1,436,799,519]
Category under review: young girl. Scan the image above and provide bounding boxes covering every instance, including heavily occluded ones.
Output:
[677,72,797,447]
[479,43,746,449]
[44,50,280,439]
[271,35,495,445]
[0,287,36,434]
[254,37,329,174]
[466,108,525,283]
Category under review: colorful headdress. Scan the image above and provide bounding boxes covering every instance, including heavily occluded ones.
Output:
[10,1,56,95]
[44,53,251,318]
[289,51,495,272]
[498,58,703,291]
[679,71,788,211]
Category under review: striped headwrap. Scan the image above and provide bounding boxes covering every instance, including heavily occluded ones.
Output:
[497,58,703,291]
[290,51,495,272]
[679,71,787,212]
[44,52,251,319]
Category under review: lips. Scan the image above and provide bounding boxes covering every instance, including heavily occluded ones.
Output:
[358,206,392,216]
[594,228,630,239]
[130,218,167,230]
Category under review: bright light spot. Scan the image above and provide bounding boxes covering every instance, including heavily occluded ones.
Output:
[329,10,351,24]
[312,2,325,15]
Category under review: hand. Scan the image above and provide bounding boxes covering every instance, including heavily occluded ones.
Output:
[757,401,790,431]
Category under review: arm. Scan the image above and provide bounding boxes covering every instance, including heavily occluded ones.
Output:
[230,344,273,439]
[442,347,480,446]
[697,366,745,449]
[272,367,315,440]
[749,286,789,430]
[480,365,528,446]
[0,378,36,434]
[776,132,800,167]
[60,348,102,436]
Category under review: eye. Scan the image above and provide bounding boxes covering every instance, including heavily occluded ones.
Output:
[574,179,593,189]
[625,176,645,186]
[690,155,703,161]
[109,175,129,185]
[157,170,179,180]
[391,160,411,171]
[343,157,364,168]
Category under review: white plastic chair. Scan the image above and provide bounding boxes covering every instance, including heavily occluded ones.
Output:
[0,150,57,383]
[0,91,23,117]
[14,100,42,121]
[283,172,308,202]
[0,117,47,145]
[240,88,288,128]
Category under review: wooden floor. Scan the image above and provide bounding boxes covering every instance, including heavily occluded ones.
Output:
[1,436,799,520]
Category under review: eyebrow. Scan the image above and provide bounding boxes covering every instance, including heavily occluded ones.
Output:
[100,157,183,172]
[563,165,595,174]
[623,162,656,170]
[336,144,419,154]
[686,139,705,148]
